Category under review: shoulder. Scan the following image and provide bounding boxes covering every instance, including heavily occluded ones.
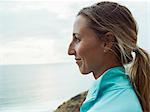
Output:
[80,67,143,112]
[88,88,143,112]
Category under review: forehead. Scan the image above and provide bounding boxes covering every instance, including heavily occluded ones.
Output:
[73,15,90,34]
[73,15,99,39]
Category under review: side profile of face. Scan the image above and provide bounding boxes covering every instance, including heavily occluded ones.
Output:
[68,15,107,76]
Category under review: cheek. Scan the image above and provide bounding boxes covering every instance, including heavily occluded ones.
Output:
[82,44,105,64]
[76,40,104,60]
[77,43,88,57]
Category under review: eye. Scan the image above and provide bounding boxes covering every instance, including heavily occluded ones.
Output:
[73,35,80,42]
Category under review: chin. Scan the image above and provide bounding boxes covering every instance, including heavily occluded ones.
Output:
[81,72,89,75]
[78,65,91,74]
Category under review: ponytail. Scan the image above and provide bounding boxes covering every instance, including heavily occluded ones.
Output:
[129,47,150,112]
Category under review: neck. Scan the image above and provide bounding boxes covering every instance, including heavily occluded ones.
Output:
[93,58,122,79]
[93,64,122,79]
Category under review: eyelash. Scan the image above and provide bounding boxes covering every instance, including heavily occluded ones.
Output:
[73,36,80,42]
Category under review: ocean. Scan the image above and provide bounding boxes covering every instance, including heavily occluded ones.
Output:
[0,63,94,112]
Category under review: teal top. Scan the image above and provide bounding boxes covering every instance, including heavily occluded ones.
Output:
[80,66,142,112]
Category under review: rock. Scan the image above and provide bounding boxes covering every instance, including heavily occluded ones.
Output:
[54,91,87,112]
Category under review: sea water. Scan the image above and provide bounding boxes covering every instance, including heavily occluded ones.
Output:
[0,63,93,112]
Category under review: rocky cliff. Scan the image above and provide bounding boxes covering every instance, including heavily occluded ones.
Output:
[54,91,87,112]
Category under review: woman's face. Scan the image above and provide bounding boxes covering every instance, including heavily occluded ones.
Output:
[68,15,106,75]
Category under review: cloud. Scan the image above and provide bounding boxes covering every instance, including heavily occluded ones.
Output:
[0,1,76,64]
[0,2,73,39]
[0,37,71,64]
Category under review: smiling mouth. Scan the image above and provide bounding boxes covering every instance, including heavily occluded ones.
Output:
[75,58,81,60]
[75,58,82,65]
[75,58,81,61]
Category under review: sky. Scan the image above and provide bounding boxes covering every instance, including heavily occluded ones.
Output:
[0,0,149,65]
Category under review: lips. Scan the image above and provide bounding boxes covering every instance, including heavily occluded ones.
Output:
[75,57,81,62]
[75,58,82,65]
[75,58,81,60]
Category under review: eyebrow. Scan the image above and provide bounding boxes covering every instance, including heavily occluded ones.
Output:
[73,33,80,37]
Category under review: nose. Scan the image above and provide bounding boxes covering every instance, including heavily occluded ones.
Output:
[68,43,76,55]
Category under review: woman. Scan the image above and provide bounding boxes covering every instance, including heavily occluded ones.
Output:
[68,1,150,112]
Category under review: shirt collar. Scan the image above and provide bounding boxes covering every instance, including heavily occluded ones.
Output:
[84,66,132,102]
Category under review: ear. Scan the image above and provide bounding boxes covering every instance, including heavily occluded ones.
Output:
[103,32,116,52]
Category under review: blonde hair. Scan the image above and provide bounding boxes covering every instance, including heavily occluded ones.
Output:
[77,1,150,111]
